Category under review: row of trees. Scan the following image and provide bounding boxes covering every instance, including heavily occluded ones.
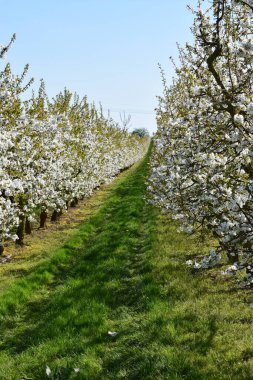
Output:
[149,0,253,283]
[0,36,149,254]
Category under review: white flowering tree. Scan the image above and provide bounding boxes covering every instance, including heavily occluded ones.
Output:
[149,0,253,282]
[0,36,149,254]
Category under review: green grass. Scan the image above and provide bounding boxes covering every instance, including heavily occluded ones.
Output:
[0,152,253,379]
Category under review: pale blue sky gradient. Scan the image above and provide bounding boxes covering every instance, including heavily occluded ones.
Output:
[0,0,196,133]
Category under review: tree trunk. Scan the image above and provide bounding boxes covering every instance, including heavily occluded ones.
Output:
[39,210,47,228]
[70,197,78,207]
[25,218,32,234]
[16,215,25,245]
[16,196,25,245]
[51,209,62,222]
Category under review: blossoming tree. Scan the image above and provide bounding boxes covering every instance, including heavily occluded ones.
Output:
[0,36,149,254]
[149,0,253,283]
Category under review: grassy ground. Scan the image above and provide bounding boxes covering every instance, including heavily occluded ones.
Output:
[0,167,134,296]
[0,153,253,379]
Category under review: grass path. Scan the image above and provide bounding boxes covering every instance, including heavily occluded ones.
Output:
[0,163,140,296]
[0,152,253,379]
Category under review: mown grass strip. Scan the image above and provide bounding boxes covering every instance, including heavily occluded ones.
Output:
[0,163,138,296]
[0,153,154,379]
[0,149,253,379]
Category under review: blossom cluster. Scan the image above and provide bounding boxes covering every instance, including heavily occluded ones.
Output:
[0,37,149,253]
[149,0,253,282]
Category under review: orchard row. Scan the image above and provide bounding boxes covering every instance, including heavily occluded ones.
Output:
[0,36,149,253]
[149,0,253,284]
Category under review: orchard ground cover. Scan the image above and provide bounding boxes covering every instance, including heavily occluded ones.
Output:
[0,151,253,379]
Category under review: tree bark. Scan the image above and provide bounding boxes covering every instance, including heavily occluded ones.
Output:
[16,196,25,245]
[0,244,4,255]
[39,210,47,228]
[16,215,25,245]
[25,218,32,234]
[70,197,78,207]
[51,209,62,222]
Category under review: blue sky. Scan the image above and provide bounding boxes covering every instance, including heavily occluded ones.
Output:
[0,0,196,133]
